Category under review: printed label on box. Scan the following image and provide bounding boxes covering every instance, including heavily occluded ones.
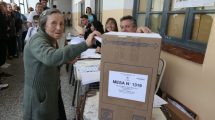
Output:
[108,70,148,102]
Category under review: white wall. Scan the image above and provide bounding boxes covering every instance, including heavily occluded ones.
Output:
[103,0,124,10]
[53,0,72,12]
[85,0,95,13]
[124,0,134,9]
[103,0,133,10]
[161,15,215,120]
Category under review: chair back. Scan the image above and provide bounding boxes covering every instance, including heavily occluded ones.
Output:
[155,58,166,94]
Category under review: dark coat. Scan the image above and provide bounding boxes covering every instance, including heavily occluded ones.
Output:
[23,29,88,120]
[0,12,8,65]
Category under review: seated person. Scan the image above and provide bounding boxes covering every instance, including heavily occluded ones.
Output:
[96,18,119,53]
[25,15,39,43]
[105,17,118,32]
[120,15,151,33]
[80,14,92,39]
[90,20,104,52]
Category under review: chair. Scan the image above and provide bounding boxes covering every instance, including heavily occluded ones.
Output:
[155,58,166,94]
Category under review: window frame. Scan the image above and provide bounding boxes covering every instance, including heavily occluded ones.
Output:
[95,0,103,22]
[133,0,215,64]
[80,1,85,16]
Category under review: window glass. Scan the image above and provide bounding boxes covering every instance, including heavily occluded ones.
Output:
[139,0,147,12]
[191,14,213,43]
[81,2,85,15]
[19,0,27,14]
[167,14,185,38]
[137,14,146,26]
[78,2,82,26]
[151,0,164,11]
[23,0,27,14]
[150,14,162,33]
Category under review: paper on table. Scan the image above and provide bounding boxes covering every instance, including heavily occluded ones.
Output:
[80,71,100,85]
[153,94,168,108]
[74,60,100,81]
[81,49,101,59]
[68,36,85,45]
[74,60,100,72]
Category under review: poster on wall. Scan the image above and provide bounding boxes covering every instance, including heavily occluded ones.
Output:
[108,71,148,102]
[174,0,215,8]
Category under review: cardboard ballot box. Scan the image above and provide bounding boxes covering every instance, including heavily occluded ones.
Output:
[99,32,162,120]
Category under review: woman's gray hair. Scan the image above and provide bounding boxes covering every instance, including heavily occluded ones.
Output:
[39,8,62,32]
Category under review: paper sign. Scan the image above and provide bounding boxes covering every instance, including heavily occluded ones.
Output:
[174,0,215,8]
[108,71,148,102]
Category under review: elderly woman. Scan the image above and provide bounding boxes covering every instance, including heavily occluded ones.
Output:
[23,9,99,120]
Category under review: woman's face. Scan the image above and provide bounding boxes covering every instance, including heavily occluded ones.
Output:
[86,7,91,14]
[7,4,12,12]
[106,20,117,32]
[90,25,95,31]
[45,13,64,40]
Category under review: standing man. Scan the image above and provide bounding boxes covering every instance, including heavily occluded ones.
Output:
[40,0,50,10]
[11,3,23,56]
[27,2,43,28]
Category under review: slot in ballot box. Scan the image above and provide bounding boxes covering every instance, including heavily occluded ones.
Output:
[99,32,162,120]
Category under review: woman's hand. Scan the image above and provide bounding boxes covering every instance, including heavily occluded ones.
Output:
[86,31,101,47]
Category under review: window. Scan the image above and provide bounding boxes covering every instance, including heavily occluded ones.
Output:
[133,0,215,64]
[14,0,28,14]
[81,1,85,16]
[78,1,85,26]
[95,0,103,22]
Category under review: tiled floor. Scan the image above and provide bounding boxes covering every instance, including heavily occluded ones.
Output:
[0,26,79,120]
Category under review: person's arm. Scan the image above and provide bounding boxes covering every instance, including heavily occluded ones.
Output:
[24,27,31,42]
[30,31,100,66]
[30,38,87,66]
